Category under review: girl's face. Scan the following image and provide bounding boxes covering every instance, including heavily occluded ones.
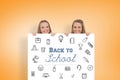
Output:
[40,22,50,33]
[72,22,82,33]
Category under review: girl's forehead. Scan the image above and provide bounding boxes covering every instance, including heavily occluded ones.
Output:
[40,22,49,26]
[73,22,82,26]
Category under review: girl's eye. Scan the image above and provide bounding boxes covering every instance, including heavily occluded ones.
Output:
[46,26,49,28]
[78,26,82,28]
[73,26,76,28]
[41,26,44,29]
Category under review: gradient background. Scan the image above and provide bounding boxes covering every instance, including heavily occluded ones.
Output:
[0,0,120,80]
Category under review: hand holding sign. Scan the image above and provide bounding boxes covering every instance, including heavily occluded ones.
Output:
[28,33,94,80]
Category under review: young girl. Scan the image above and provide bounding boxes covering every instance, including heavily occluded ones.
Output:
[37,20,52,34]
[71,19,86,34]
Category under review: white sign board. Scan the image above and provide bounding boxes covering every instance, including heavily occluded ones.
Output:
[28,33,94,80]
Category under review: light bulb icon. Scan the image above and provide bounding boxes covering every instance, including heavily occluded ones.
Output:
[58,35,63,42]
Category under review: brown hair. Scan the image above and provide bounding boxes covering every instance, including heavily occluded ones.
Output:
[37,20,52,33]
[71,19,86,33]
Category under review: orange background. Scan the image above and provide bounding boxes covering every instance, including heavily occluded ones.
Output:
[0,0,120,80]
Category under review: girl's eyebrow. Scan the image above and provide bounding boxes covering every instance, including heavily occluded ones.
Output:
[73,26,76,27]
